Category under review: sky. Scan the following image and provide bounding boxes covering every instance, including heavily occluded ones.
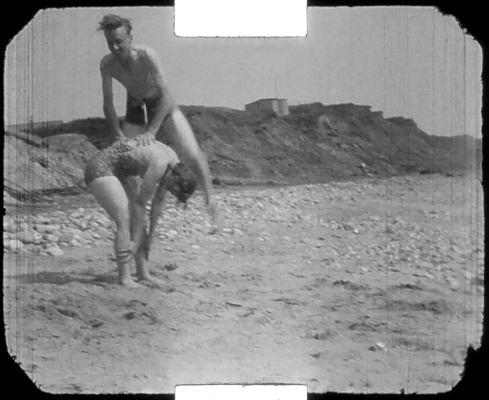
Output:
[4,6,482,138]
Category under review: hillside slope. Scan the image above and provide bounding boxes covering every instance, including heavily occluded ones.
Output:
[3,103,482,200]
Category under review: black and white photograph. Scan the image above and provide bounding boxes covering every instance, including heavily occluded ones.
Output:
[3,3,484,395]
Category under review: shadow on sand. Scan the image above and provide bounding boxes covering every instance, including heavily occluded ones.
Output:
[14,270,120,287]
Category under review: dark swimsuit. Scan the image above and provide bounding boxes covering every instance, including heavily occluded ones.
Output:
[84,141,144,186]
[125,90,176,127]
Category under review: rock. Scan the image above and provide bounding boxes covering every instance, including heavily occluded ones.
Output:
[74,220,89,230]
[33,224,47,233]
[58,231,84,244]
[58,233,74,244]
[44,233,60,243]
[343,223,354,231]
[47,246,64,256]
[393,217,405,224]
[96,216,112,228]
[88,221,101,229]
[43,224,62,234]
[233,228,244,236]
[18,230,43,244]
[445,276,459,289]
[3,223,17,234]
[368,342,388,352]
[4,239,24,251]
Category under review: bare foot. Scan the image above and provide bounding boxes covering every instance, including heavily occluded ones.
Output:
[120,278,144,288]
[138,275,170,290]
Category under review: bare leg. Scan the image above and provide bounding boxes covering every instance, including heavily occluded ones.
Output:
[123,177,165,287]
[88,177,142,288]
[157,109,224,228]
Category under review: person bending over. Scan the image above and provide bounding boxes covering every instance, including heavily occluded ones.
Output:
[85,139,197,288]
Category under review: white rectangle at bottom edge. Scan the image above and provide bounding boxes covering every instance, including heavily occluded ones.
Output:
[175,384,307,400]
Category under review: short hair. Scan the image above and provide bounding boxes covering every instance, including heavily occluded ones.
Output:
[97,14,132,34]
[172,162,197,204]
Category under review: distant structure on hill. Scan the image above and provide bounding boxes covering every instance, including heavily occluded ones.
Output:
[245,98,289,116]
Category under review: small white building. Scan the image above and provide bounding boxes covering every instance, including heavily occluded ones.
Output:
[245,98,289,116]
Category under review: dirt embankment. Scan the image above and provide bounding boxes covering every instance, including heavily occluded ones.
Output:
[3,103,482,200]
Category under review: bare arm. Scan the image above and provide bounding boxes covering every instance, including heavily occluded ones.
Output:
[144,48,177,137]
[142,180,168,259]
[131,160,170,253]
[100,58,124,139]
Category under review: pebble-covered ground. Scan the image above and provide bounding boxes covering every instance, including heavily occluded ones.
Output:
[3,174,484,394]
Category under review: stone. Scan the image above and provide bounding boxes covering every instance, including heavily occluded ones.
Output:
[69,239,82,247]
[47,246,64,256]
[88,221,101,229]
[3,222,18,234]
[34,215,47,224]
[18,230,43,245]
[44,233,60,243]
[58,233,74,244]
[74,221,89,230]
[44,224,62,234]
[5,239,24,251]
[446,276,459,289]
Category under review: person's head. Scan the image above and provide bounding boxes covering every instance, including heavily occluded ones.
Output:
[97,14,133,58]
[166,163,198,205]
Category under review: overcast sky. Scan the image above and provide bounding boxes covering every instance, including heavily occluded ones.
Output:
[4,6,482,138]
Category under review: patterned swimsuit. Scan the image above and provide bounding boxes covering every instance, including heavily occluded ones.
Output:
[84,141,145,186]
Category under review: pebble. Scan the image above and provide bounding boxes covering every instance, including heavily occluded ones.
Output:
[18,230,43,245]
[44,234,60,243]
[368,342,388,352]
[3,177,483,268]
[445,276,459,289]
[5,239,24,251]
[47,246,64,256]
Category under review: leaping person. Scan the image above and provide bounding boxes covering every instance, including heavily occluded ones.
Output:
[97,14,223,228]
